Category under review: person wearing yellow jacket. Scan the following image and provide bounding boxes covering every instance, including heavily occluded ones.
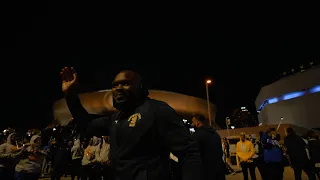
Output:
[236,132,257,180]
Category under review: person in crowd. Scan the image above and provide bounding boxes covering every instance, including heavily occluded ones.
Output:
[51,135,71,180]
[41,140,52,177]
[222,137,236,175]
[250,138,260,166]
[60,67,202,180]
[261,129,284,180]
[48,138,57,177]
[99,136,112,180]
[0,133,4,144]
[15,135,47,180]
[307,130,320,179]
[82,136,101,180]
[0,133,25,180]
[70,138,83,180]
[169,152,180,180]
[284,128,316,180]
[191,115,225,180]
[236,132,256,180]
[255,131,266,180]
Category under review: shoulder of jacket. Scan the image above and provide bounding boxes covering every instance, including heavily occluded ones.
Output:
[146,98,168,107]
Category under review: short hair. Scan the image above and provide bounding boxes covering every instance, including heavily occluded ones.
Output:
[115,70,149,97]
[307,130,316,138]
[286,127,296,136]
[194,115,207,124]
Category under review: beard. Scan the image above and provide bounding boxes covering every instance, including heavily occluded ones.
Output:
[112,91,131,110]
[113,97,129,110]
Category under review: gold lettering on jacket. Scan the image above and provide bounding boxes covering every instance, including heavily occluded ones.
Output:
[128,113,142,127]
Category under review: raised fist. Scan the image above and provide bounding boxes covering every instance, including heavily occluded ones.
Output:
[60,67,78,94]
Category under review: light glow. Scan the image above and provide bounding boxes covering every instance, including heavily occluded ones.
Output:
[258,84,319,112]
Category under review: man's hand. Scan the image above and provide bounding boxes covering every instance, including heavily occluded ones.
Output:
[242,158,248,162]
[20,145,29,151]
[60,67,78,95]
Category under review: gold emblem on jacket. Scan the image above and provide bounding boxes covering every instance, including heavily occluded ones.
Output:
[128,113,142,127]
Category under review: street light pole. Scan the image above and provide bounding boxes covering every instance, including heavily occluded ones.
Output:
[226,117,230,136]
[206,80,212,126]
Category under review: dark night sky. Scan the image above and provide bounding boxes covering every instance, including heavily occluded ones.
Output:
[2,11,319,131]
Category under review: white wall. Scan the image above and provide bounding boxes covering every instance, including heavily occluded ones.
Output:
[255,66,320,108]
[258,93,320,128]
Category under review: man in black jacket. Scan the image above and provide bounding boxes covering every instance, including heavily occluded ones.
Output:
[191,115,225,180]
[60,67,202,180]
[284,128,315,180]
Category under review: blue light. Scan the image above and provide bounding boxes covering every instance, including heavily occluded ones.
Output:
[309,85,320,93]
[258,84,320,112]
[258,100,267,111]
[267,97,278,104]
[282,91,305,100]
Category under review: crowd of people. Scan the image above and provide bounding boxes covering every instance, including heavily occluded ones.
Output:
[0,67,227,180]
[1,66,320,180]
[222,128,320,180]
[0,125,117,180]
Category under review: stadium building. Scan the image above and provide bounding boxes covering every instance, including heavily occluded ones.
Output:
[53,90,218,129]
[255,65,320,129]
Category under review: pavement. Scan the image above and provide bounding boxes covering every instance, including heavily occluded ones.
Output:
[40,166,311,180]
[226,165,310,180]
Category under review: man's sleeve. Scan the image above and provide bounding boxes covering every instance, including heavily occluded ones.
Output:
[65,94,110,136]
[275,133,280,141]
[0,149,24,159]
[284,137,288,147]
[236,142,244,160]
[191,131,202,147]
[0,153,12,159]
[248,142,255,159]
[156,102,202,180]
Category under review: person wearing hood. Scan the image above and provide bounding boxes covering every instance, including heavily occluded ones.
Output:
[99,136,112,180]
[236,132,256,180]
[70,138,83,180]
[0,133,27,180]
[191,115,225,180]
[15,135,46,180]
[82,136,101,180]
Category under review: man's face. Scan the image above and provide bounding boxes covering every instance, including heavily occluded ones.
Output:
[240,135,246,141]
[191,117,198,128]
[34,137,42,148]
[112,71,140,110]
[10,135,16,144]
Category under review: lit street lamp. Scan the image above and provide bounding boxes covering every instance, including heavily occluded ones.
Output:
[226,117,231,136]
[231,126,235,135]
[206,79,212,126]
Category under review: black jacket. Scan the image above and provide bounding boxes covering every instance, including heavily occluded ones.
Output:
[66,95,202,180]
[308,138,320,164]
[192,125,225,180]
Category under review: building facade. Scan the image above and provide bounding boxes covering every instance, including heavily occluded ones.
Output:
[255,66,320,129]
[53,90,218,127]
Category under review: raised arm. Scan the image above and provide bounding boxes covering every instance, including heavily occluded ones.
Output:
[0,149,24,159]
[60,67,109,135]
[61,67,89,124]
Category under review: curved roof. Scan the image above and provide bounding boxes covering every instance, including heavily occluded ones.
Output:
[255,66,320,111]
[53,90,218,127]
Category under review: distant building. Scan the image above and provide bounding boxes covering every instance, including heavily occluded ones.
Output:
[231,106,258,128]
[52,90,219,128]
